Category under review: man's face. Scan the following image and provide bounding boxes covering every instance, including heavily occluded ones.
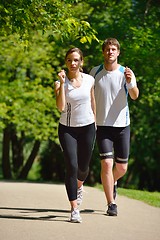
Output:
[103,44,120,64]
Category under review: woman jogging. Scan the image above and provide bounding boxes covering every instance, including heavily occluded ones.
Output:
[54,47,96,223]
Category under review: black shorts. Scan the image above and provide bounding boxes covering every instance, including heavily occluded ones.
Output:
[96,125,130,163]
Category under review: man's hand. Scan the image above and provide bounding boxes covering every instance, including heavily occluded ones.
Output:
[124,66,132,83]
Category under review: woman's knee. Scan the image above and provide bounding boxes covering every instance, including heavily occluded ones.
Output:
[78,168,89,181]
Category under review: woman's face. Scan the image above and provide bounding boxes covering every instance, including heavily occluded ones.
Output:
[65,52,83,72]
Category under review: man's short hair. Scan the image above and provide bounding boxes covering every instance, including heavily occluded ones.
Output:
[102,38,120,51]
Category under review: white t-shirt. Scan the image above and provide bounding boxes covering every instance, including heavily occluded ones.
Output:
[59,73,95,127]
[90,64,137,127]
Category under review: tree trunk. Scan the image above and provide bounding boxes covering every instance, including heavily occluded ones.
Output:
[2,127,12,179]
[18,140,40,179]
[11,129,24,175]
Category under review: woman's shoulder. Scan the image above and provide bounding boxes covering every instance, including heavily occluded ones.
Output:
[82,72,95,85]
[82,72,94,80]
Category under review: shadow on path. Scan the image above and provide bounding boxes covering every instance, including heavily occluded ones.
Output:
[0,207,102,222]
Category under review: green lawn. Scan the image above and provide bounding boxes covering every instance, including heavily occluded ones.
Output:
[95,184,160,208]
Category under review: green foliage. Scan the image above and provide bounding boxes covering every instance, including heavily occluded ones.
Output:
[0,0,98,44]
[0,0,74,35]
[0,33,59,142]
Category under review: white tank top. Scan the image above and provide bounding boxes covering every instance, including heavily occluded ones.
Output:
[59,73,95,127]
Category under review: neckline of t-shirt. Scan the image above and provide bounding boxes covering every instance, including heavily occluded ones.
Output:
[66,73,84,89]
[104,64,121,74]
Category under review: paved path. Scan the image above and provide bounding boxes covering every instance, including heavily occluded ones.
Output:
[0,181,160,240]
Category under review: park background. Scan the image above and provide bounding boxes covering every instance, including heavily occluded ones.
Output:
[0,0,159,192]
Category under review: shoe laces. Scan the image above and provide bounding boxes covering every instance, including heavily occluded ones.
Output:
[77,185,83,200]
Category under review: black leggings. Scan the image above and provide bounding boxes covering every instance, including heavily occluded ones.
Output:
[58,123,96,201]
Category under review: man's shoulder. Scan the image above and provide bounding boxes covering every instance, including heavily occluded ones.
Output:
[90,64,104,77]
[118,65,125,73]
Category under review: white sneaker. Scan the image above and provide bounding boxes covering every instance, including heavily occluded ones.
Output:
[77,185,83,206]
[70,208,82,223]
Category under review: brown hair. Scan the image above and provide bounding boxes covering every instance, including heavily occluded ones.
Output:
[65,47,84,72]
[102,38,120,52]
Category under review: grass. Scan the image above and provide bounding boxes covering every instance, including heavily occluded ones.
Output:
[95,184,160,208]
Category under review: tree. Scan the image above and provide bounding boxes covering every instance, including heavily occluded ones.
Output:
[0,0,98,44]
[0,33,59,179]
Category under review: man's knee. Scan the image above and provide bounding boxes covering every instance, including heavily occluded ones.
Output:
[115,163,128,175]
[101,158,113,173]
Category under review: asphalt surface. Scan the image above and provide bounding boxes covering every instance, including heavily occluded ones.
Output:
[0,181,160,240]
